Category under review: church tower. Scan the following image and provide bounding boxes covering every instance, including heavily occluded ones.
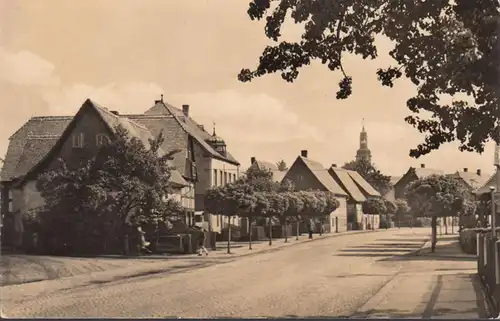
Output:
[355,119,372,163]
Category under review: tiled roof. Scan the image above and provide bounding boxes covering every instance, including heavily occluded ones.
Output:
[414,168,444,178]
[474,171,498,195]
[1,116,72,181]
[144,102,239,165]
[328,167,366,202]
[255,160,279,171]
[298,157,347,196]
[453,171,490,190]
[248,159,285,183]
[347,170,380,197]
[2,99,188,187]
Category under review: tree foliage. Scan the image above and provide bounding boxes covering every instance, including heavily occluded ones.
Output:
[362,198,387,215]
[239,0,500,157]
[342,159,391,195]
[36,125,184,254]
[405,175,469,218]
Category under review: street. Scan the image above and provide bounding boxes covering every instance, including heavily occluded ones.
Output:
[1,228,480,318]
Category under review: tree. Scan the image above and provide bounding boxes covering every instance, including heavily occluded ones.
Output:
[382,199,397,229]
[276,159,288,171]
[342,159,392,196]
[283,192,304,242]
[205,181,256,254]
[406,174,469,252]
[297,191,321,238]
[394,199,410,228]
[265,191,289,245]
[36,125,183,255]
[239,1,500,157]
[245,191,270,249]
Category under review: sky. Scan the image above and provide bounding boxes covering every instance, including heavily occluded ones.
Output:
[0,0,496,178]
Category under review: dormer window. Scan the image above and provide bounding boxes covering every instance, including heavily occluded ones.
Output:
[72,133,84,148]
[96,134,109,147]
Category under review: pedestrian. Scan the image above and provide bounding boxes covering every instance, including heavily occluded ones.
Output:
[197,227,209,256]
[137,226,152,254]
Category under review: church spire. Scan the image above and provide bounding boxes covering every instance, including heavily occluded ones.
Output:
[355,119,372,163]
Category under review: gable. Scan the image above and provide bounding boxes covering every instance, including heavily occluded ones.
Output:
[329,168,366,202]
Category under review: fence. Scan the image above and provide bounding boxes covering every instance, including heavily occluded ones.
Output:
[477,229,500,313]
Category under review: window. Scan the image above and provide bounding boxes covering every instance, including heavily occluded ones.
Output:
[220,171,223,186]
[72,133,84,148]
[96,134,109,147]
[233,173,236,182]
[8,189,12,213]
[224,172,228,184]
[213,169,218,186]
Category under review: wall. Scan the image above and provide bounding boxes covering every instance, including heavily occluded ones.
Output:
[193,141,240,232]
[394,172,416,200]
[45,108,110,172]
[383,187,396,202]
[283,159,325,192]
[21,180,45,216]
[330,197,348,232]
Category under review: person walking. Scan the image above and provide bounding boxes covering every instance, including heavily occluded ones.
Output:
[197,227,209,256]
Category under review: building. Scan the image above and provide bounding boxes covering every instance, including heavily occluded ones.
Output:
[247,157,287,183]
[355,120,372,163]
[328,165,381,230]
[138,98,241,232]
[0,97,241,246]
[282,150,349,232]
[393,164,444,200]
[450,168,489,193]
[382,176,402,202]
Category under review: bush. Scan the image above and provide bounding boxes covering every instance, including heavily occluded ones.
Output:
[459,228,478,254]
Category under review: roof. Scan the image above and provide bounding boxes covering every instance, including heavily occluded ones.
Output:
[248,159,285,183]
[453,171,490,190]
[328,167,366,202]
[414,167,445,178]
[297,156,347,196]
[4,99,188,187]
[1,116,72,181]
[474,170,499,195]
[144,101,239,165]
[347,170,381,197]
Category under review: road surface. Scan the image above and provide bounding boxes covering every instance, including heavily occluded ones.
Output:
[2,228,432,318]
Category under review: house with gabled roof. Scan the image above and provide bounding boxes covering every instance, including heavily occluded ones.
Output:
[139,98,241,233]
[382,176,402,202]
[328,165,381,230]
[449,168,489,194]
[282,150,349,233]
[247,157,287,183]
[0,100,195,247]
[394,164,445,200]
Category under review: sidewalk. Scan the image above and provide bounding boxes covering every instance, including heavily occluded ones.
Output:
[352,235,490,319]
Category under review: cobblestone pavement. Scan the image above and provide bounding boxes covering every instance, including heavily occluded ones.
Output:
[2,228,435,318]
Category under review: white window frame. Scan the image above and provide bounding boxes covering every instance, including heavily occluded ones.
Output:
[72,133,84,148]
[8,190,13,213]
[96,134,109,147]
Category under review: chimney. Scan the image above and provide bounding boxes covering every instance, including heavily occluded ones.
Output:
[182,104,189,117]
[154,94,164,105]
[251,157,256,164]
[301,150,308,158]
[332,164,337,168]
[420,164,425,168]
[110,110,119,116]
[463,168,468,172]
[197,124,204,131]
[477,169,482,176]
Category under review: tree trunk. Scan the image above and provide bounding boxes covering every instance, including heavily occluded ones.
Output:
[296,219,300,241]
[431,216,437,253]
[227,216,231,254]
[319,219,323,236]
[268,217,273,246]
[284,221,288,243]
[248,218,253,250]
[444,216,448,235]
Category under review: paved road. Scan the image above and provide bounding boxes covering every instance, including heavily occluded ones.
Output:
[2,228,430,318]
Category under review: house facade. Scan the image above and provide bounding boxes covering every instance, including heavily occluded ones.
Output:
[141,99,241,233]
[0,99,206,247]
[283,150,349,233]
[394,164,444,200]
[328,165,381,230]
[382,176,402,202]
